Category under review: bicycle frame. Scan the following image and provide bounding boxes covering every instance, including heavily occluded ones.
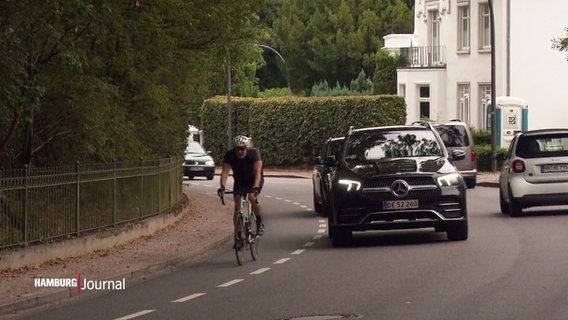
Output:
[220,190,259,265]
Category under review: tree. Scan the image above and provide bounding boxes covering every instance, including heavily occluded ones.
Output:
[373,49,405,94]
[552,27,568,61]
[272,0,413,93]
[0,0,266,168]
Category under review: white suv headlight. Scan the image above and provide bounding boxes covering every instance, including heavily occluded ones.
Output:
[338,179,362,191]
[205,160,215,166]
[436,173,462,187]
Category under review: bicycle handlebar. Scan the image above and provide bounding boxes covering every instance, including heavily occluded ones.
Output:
[218,189,259,205]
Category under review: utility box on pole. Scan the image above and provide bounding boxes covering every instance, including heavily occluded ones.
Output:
[487,96,528,149]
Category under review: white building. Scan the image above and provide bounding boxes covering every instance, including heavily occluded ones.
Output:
[384,0,568,131]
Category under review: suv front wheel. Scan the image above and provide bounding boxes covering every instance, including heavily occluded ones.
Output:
[447,221,468,241]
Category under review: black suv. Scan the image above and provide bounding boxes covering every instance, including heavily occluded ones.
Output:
[312,137,344,215]
[327,124,468,246]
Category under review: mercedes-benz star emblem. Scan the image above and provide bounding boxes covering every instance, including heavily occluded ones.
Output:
[391,179,410,198]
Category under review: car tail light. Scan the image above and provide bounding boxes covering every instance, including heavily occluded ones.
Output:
[512,159,526,173]
[471,149,477,162]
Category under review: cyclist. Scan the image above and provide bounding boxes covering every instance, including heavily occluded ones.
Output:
[217,135,265,238]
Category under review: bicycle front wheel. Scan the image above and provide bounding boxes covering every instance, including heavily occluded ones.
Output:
[248,215,259,261]
[235,215,246,266]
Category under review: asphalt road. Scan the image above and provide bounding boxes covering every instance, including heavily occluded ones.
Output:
[12,177,568,320]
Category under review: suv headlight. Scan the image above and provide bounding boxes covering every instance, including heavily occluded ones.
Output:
[436,173,462,187]
[205,160,215,166]
[338,179,362,191]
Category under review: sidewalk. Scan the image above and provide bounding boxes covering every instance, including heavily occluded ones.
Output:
[0,169,499,318]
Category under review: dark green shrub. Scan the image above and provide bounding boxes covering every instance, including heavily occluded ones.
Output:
[200,95,406,166]
[475,144,507,171]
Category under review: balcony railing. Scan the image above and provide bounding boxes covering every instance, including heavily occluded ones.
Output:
[398,46,446,68]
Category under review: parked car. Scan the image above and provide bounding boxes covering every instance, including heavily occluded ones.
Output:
[183,141,215,180]
[312,137,344,215]
[495,129,568,217]
[326,124,468,246]
[431,120,477,188]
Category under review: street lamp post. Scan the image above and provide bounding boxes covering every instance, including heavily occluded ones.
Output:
[489,0,497,171]
[227,49,233,149]
[226,44,287,150]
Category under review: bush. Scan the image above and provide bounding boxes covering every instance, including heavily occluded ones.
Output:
[475,144,507,171]
[200,95,406,166]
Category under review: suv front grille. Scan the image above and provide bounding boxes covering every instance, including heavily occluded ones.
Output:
[363,177,435,188]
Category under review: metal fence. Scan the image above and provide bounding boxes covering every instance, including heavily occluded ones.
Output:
[0,156,184,250]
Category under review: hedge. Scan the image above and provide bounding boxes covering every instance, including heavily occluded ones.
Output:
[200,95,406,167]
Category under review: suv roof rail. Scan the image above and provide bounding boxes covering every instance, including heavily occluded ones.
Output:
[449,119,463,122]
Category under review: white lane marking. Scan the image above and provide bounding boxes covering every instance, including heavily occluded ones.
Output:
[250,268,271,275]
[313,235,323,240]
[319,219,326,223]
[264,195,273,198]
[217,279,244,287]
[275,197,283,200]
[171,293,206,303]
[304,241,315,247]
[114,310,156,320]
[274,258,291,264]
[285,199,292,202]
[317,229,326,234]
[319,224,326,228]
[300,205,308,208]
[291,249,305,255]
[293,202,300,205]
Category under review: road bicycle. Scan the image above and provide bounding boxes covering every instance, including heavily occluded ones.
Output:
[219,190,259,265]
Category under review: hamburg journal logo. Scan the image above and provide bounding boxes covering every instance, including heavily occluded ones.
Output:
[34,274,126,294]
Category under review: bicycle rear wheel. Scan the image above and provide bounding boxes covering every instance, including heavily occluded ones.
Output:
[248,215,259,261]
[235,215,246,266]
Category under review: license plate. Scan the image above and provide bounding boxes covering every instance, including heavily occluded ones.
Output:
[190,167,204,171]
[383,199,419,210]
[541,164,568,173]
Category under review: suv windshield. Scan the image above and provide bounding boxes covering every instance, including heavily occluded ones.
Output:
[434,124,470,147]
[344,128,443,161]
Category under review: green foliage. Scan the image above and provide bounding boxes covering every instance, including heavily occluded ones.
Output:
[471,128,492,146]
[552,27,568,61]
[373,49,405,94]
[257,88,294,98]
[272,0,413,93]
[201,95,407,166]
[310,70,373,96]
[0,0,265,168]
[475,144,507,172]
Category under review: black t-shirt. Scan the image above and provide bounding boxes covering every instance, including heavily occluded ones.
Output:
[223,148,264,191]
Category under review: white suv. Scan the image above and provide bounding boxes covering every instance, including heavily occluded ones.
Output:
[496,129,568,216]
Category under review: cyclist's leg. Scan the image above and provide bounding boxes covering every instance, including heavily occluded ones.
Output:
[249,189,264,235]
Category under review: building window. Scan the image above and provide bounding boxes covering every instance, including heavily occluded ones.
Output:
[458,84,470,123]
[479,84,492,129]
[428,10,440,64]
[419,85,431,119]
[479,3,491,50]
[458,5,470,52]
[399,84,406,98]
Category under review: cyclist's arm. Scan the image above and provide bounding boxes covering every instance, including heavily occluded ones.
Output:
[220,162,231,189]
[253,160,262,189]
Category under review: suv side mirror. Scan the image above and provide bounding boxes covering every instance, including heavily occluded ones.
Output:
[322,155,337,167]
[313,156,322,165]
[451,149,466,161]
